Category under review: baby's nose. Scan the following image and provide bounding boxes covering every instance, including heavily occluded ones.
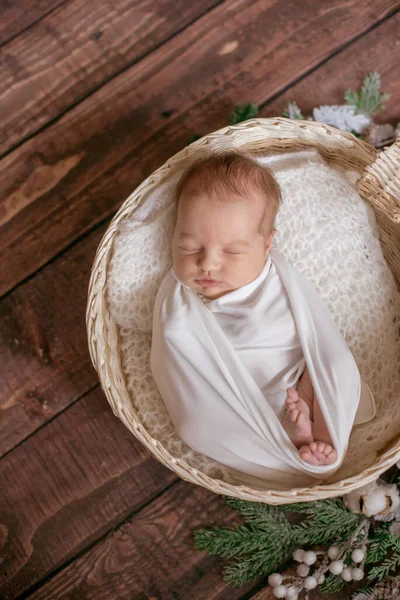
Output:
[198,249,221,272]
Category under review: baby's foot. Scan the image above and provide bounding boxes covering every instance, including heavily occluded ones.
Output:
[285,388,313,447]
[299,442,338,466]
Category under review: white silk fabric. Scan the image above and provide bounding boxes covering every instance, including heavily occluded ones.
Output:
[150,250,374,489]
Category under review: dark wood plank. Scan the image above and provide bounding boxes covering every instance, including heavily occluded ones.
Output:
[0,0,220,155]
[0,387,177,599]
[0,225,105,457]
[261,10,400,124]
[0,0,65,46]
[25,482,254,600]
[1,0,399,296]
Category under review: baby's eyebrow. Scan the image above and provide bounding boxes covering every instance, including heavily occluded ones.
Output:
[224,240,250,247]
[178,233,196,240]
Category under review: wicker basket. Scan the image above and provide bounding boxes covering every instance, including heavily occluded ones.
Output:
[87,118,400,504]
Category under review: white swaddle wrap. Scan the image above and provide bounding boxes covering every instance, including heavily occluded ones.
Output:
[150,249,374,489]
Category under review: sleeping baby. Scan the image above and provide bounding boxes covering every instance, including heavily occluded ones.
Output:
[150,152,375,487]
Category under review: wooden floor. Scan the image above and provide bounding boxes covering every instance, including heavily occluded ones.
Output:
[1,1,400,598]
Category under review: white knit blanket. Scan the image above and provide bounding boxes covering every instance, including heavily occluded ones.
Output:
[107,148,400,489]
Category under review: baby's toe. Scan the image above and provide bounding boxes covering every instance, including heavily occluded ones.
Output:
[299,446,319,465]
[322,444,333,456]
[289,408,299,422]
[286,388,299,401]
[299,446,311,459]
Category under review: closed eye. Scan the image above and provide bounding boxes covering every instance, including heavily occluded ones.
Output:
[178,246,200,252]
[224,250,244,255]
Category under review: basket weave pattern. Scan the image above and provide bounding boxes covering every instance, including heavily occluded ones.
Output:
[87,118,400,504]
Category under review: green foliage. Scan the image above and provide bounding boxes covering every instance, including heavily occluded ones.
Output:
[366,524,396,564]
[320,573,346,594]
[344,72,390,115]
[194,500,296,585]
[193,497,362,587]
[351,587,373,600]
[229,103,259,124]
[284,498,363,546]
[282,101,303,120]
[368,537,400,581]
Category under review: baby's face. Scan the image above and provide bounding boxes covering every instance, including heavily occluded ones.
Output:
[173,190,274,299]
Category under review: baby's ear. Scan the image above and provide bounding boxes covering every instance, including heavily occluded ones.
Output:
[265,228,275,251]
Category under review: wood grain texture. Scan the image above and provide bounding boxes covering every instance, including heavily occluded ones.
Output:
[1,0,399,297]
[0,225,106,457]
[26,482,255,600]
[0,0,65,46]
[261,11,400,124]
[0,0,220,155]
[0,387,177,599]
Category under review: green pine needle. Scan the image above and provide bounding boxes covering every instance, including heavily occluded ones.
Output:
[286,498,363,546]
[193,497,365,587]
[344,72,390,115]
[222,547,292,586]
[366,527,396,564]
[320,573,346,594]
[351,587,374,599]
[229,103,259,124]
[368,537,400,581]
[282,101,303,120]
[193,523,290,559]
[224,496,290,528]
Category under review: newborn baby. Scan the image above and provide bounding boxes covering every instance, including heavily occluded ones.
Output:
[171,152,335,466]
[151,151,372,486]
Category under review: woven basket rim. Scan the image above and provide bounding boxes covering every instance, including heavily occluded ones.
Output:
[86,117,400,504]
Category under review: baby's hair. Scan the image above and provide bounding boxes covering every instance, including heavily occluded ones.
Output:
[175,151,281,235]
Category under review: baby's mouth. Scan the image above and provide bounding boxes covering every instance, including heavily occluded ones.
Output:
[195,277,223,288]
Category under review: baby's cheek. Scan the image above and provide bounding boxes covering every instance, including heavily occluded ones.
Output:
[174,254,194,278]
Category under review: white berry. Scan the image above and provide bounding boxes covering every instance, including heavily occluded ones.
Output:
[268,573,283,587]
[352,568,364,581]
[351,549,365,563]
[293,549,305,562]
[303,551,317,565]
[286,587,298,600]
[316,573,325,584]
[327,546,340,560]
[329,560,344,575]
[296,563,310,577]
[304,576,318,590]
[273,585,287,599]
[341,567,353,581]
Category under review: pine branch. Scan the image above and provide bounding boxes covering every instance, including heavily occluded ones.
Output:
[222,547,293,586]
[366,528,396,564]
[368,537,400,581]
[193,520,295,560]
[282,101,303,120]
[344,72,389,115]
[224,497,290,529]
[289,499,363,545]
[229,103,259,124]
[344,89,359,108]
[351,588,374,600]
[320,573,346,594]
